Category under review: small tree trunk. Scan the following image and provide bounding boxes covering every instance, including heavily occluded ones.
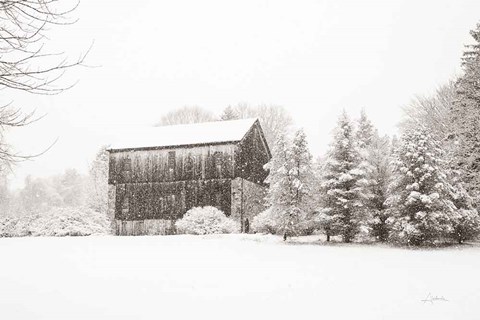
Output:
[283,232,287,241]
[326,234,330,242]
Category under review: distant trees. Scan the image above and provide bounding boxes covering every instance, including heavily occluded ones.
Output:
[157,103,293,151]
[219,104,293,148]
[17,170,88,214]
[401,81,456,142]
[0,146,110,218]
[156,106,216,126]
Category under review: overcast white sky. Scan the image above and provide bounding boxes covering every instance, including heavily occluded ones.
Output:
[4,0,480,188]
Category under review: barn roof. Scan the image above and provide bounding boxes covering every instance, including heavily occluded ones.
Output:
[109,118,260,151]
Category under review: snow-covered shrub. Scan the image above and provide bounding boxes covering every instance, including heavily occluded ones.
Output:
[0,207,109,237]
[0,215,37,237]
[30,207,110,236]
[252,207,317,236]
[175,206,239,235]
[251,208,282,234]
[449,209,480,243]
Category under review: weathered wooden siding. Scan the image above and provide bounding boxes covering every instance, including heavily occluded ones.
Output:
[113,179,232,221]
[115,219,176,236]
[235,122,270,184]
[108,144,236,185]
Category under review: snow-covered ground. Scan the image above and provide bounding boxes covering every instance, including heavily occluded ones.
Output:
[0,234,478,320]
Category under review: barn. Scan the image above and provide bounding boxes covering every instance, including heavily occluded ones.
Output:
[107,118,271,236]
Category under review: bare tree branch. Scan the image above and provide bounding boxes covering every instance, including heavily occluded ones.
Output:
[0,0,86,170]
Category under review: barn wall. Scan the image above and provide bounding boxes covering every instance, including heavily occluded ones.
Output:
[108,144,237,185]
[231,177,267,232]
[115,219,176,236]
[113,179,232,221]
[235,123,270,184]
[107,184,116,231]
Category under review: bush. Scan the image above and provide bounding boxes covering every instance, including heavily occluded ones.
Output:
[175,206,239,235]
[449,209,480,244]
[0,207,110,237]
[251,208,283,234]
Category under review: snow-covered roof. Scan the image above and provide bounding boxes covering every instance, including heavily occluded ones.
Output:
[109,118,258,151]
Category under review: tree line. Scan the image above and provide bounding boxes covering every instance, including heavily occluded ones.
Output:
[254,22,480,246]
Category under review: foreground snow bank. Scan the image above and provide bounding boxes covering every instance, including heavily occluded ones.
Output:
[0,235,478,320]
[0,207,109,237]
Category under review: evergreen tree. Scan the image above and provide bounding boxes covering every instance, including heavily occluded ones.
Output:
[356,109,375,149]
[264,129,314,240]
[448,182,480,243]
[220,106,239,120]
[288,129,315,235]
[264,133,291,237]
[88,146,110,215]
[366,133,392,242]
[386,129,455,245]
[453,22,480,205]
[318,111,371,242]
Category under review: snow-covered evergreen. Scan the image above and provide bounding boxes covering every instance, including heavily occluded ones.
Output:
[355,110,393,241]
[453,22,480,205]
[448,183,480,243]
[288,129,316,235]
[318,111,371,243]
[264,129,315,239]
[88,146,109,216]
[386,129,456,245]
[356,109,375,149]
[365,133,392,242]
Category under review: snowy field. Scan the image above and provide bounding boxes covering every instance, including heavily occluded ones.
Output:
[0,235,479,320]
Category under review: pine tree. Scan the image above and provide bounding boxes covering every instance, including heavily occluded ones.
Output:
[356,109,375,149]
[386,129,455,246]
[445,153,480,243]
[448,182,480,243]
[220,106,239,120]
[318,111,371,243]
[453,22,480,205]
[88,146,110,215]
[288,129,315,235]
[264,133,291,236]
[366,133,392,242]
[264,129,314,240]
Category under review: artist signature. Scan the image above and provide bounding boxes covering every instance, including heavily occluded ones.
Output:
[421,293,448,304]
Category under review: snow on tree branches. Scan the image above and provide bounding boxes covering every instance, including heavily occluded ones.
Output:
[452,22,480,205]
[387,129,464,245]
[317,111,372,243]
[264,129,314,239]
